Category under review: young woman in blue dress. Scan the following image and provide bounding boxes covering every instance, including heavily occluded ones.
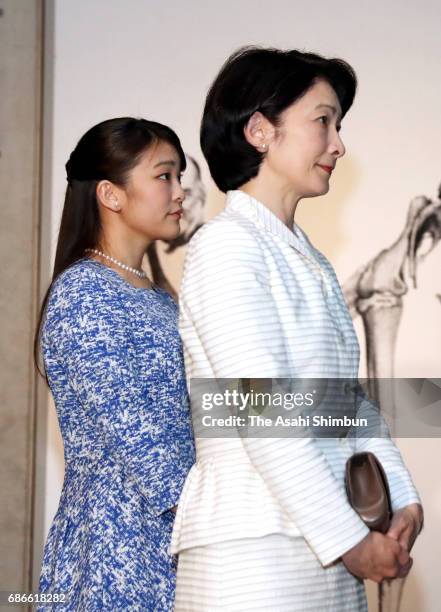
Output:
[35,117,195,610]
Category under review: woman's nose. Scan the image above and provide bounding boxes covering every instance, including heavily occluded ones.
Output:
[330,132,346,158]
[175,181,185,203]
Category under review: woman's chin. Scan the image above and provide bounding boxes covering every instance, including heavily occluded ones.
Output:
[302,184,330,199]
[315,181,331,197]
[160,223,182,242]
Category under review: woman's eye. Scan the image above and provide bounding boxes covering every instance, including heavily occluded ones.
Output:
[318,116,329,125]
[158,173,171,181]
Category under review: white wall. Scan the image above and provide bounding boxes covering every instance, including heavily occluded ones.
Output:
[39,1,441,609]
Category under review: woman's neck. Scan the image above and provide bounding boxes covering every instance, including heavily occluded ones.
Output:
[91,230,153,289]
[97,231,151,271]
[239,174,300,228]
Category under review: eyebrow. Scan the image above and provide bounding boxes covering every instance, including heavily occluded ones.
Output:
[315,104,342,121]
[153,159,178,168]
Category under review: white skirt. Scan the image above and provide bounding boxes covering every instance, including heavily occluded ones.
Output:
[174,534,367,611]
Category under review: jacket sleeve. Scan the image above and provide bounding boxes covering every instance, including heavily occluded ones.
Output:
[180,221,370,566]
[352,387,421,511]
[43,269,189,517]
[314,248,422,514]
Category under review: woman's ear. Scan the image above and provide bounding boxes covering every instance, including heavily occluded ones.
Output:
[96,180,121,212]
[244,112,275,152]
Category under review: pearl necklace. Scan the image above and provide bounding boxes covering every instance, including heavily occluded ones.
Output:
[85,248,148,279]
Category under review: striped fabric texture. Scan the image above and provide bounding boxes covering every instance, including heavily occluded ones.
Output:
[171,190,421,569]
[175,534,367,611]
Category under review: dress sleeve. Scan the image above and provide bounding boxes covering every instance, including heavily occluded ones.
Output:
[180,222,369,566]
[43,269,187,517]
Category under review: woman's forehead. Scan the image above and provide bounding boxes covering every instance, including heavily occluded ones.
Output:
[139,140,181,169]
[283,80,342,119]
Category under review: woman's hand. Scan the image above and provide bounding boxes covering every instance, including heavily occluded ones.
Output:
[342,531,411,583]
[387,503,424,552]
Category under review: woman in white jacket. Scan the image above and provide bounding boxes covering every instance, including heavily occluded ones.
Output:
[172,46,423,611]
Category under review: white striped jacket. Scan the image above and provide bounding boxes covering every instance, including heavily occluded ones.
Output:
[170,190,420,565]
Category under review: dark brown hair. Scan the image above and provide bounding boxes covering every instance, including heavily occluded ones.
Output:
[201,46,357,192]
[35,117,186,375]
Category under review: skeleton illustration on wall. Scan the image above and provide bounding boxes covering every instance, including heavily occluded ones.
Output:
[343,184,441,377]
[344,183,441,612]
[343,186,441,433]
[150,173,440,612]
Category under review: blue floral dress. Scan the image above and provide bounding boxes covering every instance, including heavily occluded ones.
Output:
[38,258,195,611]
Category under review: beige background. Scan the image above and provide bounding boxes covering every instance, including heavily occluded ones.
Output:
[0,1,44,604]
[35,0,440,608]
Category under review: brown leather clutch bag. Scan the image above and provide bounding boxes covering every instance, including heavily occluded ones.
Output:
[345,451,392,533]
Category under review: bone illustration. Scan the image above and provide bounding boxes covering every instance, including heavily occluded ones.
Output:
[343,187,441,411]
[343,185,441,612]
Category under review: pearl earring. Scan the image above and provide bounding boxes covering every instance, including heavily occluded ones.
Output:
[260,143,267,151]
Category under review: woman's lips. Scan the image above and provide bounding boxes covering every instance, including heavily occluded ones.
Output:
[317,164,334,174]
[169,210,183,218]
